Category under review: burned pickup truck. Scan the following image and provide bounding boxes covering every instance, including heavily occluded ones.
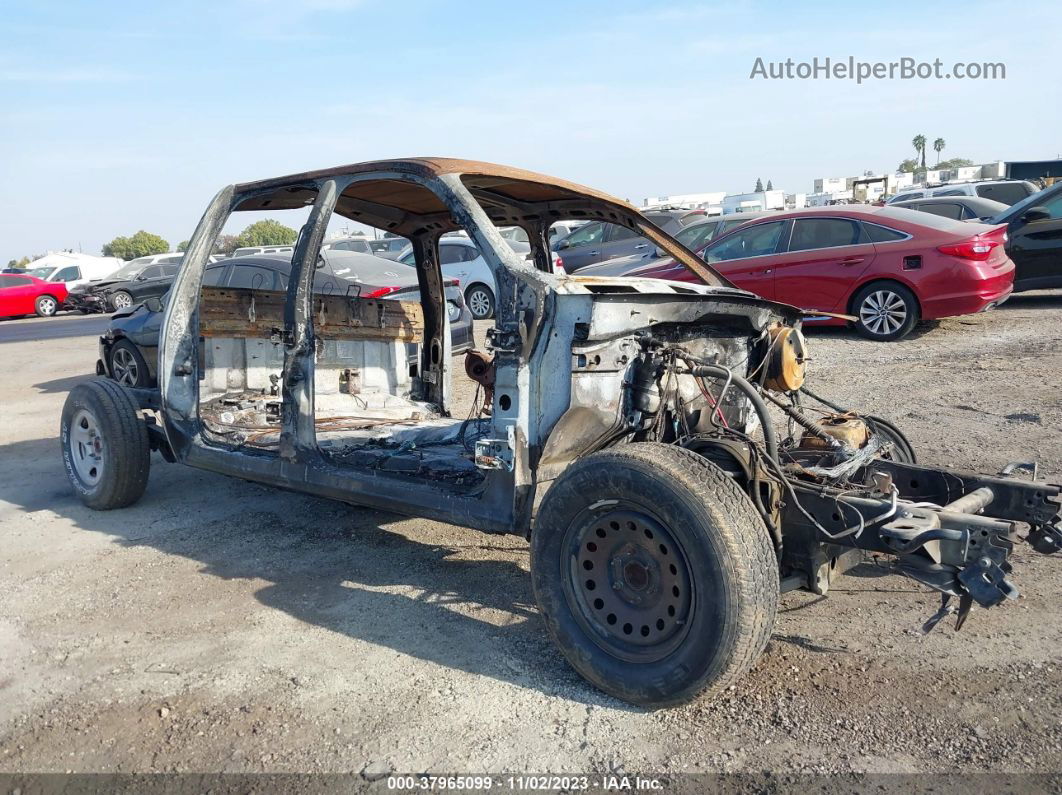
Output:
[60,159,1062,707]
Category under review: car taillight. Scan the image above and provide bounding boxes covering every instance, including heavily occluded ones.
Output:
[937,235,1000,262]
[365,285,402,298]
[554,256,565,273]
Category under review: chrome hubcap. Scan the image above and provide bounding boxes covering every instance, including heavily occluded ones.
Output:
[468,289,491,318]
[70,409,104,486]
[112,293,133,309]
[859,290,907,336]
[38,297,56,314]
[111,347,139,386]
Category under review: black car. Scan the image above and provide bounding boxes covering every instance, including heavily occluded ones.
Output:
[549,209,689,272]
[986,183,1062,292]
[68,255,184,313]
[98,253,473,387]
[890,195,1009,222]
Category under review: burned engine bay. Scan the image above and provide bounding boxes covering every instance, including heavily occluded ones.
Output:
[603,318,1062,630]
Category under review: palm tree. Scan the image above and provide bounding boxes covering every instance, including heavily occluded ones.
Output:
[933,137,946,164]
[912,134,927,168]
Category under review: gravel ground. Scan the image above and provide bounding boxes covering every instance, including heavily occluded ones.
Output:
[1,293,1061,780]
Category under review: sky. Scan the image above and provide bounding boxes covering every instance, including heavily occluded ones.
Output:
[1,0,1059,262]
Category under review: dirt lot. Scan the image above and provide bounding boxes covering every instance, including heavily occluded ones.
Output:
[2,295,1062,779]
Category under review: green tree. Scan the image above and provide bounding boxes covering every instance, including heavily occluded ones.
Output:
[7,255,38,269]
[766,179,773,191]
[754,177,764,192]
[898,158,919,173]
[934,157,974,170]
[933,137,946,164]
[235,219,297,249]
[177,240,190,252]
[102,230,170,260]
[912,134,927,168]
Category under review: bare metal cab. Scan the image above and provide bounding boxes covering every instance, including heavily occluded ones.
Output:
[61,159,1062,707]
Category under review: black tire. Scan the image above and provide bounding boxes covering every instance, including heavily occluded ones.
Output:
[108,339,153,388]
[851,281,919,341]
[531,442,778,708]
[35,294,59,317]
[60,379,150,510]
[465,284,495,320]
[865,415,917,464]
[109,290,134,312]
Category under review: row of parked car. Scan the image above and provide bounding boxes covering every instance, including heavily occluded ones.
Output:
[4,177,1059,347]
[548,178,1062,340]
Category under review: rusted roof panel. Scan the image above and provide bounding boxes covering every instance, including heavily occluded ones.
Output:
[234,157,634,213]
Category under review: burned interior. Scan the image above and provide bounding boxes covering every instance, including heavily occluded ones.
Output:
[61,158,1062,708]
[158,161,728,522]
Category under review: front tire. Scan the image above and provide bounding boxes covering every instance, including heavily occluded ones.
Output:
[60,379,150,509]
[109,290,134,312]
[531,443,778,708]
[35,295,59,317]
[109,339,152,387]
[465,284,495,320]
[852,282,919,341]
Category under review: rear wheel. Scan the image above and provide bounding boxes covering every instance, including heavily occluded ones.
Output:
[60,379,150,509]
[531,442,778,708]
[35,295,58,317]
[465,284,495,320]
[852,282,919,341]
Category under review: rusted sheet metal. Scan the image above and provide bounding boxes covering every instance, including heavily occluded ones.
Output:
[199,287,424,342]
[231,158,730,288]
[233,158,631,209]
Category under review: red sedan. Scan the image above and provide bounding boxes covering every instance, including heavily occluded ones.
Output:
[629,206,1014,340]
[0,273,69,318]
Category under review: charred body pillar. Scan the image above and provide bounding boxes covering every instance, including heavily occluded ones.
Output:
[279,179,337,464]
[409,235,448,409]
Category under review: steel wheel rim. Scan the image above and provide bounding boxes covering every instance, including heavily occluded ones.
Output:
[38,297,57,315]
[112,292,133,310]
[70,409,104,486]
[468,289,491,318]
[111,347,139,386]
[562,506,694,663]
[859,290,907,336]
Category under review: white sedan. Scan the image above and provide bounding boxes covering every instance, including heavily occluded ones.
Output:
[397,236,562,320]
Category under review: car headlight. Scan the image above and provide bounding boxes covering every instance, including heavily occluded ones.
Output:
[447,300,461,322]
